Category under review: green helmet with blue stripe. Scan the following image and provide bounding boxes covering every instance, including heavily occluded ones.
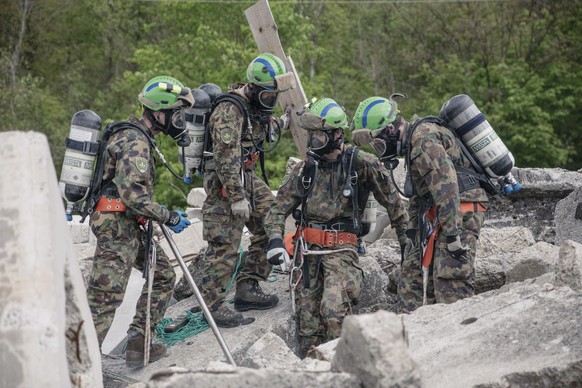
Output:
[138,76,192,111]
[307,98,349,131]
[246,53,287,90]
[351,96,398,131]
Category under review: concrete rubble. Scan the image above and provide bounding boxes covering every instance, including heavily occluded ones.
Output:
[1,131,582,387]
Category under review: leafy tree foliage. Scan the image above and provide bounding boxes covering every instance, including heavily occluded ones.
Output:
[0,0,580,210]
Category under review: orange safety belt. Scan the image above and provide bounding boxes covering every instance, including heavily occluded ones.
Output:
[422,207,440,268]
[422,202,487,268]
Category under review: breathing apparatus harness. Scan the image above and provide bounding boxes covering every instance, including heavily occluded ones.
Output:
[293,146,363,236]
[286,146,363,307]
[393,115,502,199]
[80,121,179,222]
[200,93,281,188]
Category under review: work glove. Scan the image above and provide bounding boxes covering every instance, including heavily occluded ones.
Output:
[446,234,470,261]
[278,106,292,131]
[266,238,291,271]
[231,198,251,220]
[165,210,191,233]
[402,229,417,265]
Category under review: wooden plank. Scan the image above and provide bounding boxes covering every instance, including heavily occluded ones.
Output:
[245,0,309,157]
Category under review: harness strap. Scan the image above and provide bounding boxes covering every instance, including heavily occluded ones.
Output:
[422,202,487,267]
[94,196,126,212]
[65,138,101,155]
[304,221,358,232]
[300,227,359,247]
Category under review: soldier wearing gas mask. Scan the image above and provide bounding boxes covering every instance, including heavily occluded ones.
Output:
[86,76,194,367]
[198,53,295,328]
[351,95,489,312]
[264,98,408,356]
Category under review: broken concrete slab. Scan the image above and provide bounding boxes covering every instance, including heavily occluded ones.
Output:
[403,283,582,388]
[333,311,422,388]
[0,131,102,388]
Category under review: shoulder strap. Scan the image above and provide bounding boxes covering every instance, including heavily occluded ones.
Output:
[343,146,363,235]
[79,121,152,222]
[298,153,319,224]
[200,93,251,175]
[414,117,501,196]
[211,93,250,134]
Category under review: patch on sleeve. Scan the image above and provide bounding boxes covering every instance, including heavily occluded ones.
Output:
[220,128,233,144]
[134,157,149,174]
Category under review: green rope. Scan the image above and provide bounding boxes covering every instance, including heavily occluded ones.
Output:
[225,245,245,293]
[155,310,208,346]
[267,266,279,282]
[155,245,245,346]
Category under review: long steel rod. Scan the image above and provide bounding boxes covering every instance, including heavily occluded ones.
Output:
[160,224,236,366]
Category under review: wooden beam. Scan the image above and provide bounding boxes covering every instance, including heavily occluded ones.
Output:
[245,0,309,157]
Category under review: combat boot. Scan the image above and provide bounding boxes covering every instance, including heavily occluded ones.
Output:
[210,303,252,328]
[125,329,167,368]
[234,279,279,311]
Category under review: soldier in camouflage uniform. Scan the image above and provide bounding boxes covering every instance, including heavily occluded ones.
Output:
[264,98,408,355]
[86,76,193,367]
[351,95,489,313]
[199,53,295,327]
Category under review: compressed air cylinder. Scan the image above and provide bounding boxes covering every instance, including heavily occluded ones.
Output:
[440,94,514,178]
[179,88,213,183]
[361,192,378,227]
[59,110,102,218]
[199,82,223,103]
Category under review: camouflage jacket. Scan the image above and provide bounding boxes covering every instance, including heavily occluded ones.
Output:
[407,120,489,237]
[265,145,409,247]
[100,116,170,223]
[205,84,269,203]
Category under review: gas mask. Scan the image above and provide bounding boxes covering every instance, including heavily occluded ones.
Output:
[353,116,404,161]
[308,127,344,157]
[371,121,401,160]
[247,84,278,113]
[150,108,191,147]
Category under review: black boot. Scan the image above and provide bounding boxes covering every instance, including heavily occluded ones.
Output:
[210,303,254,328]
[234,279,279,311]
[125,329,166,368]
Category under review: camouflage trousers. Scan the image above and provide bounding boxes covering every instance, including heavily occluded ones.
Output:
[294,247,363,350]
[398,210,485,312]
[86,212,176,346]
[200,171,274,307]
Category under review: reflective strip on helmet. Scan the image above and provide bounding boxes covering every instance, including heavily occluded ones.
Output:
[157,82,184,94]
[362,99,385,128]
[255,58,276,78]
[362,98,397,129]
[321,102,340,117]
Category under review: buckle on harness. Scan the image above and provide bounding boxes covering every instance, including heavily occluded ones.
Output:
[244,151,259,169]
[324,229,338,246]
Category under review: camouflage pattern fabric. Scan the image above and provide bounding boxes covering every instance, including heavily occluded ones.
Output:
[295,246,362,346]
[200,90,274,307]
[265,146,408,245]
[100,117,170,222]
[86,118,175,345]
[87,212,175,344]
[398,120,488,312]
[398,210,485,311]
[265,145,409,346]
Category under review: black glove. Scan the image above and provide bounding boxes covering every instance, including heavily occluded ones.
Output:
[266,238,291,271]
[446,234,469,260]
